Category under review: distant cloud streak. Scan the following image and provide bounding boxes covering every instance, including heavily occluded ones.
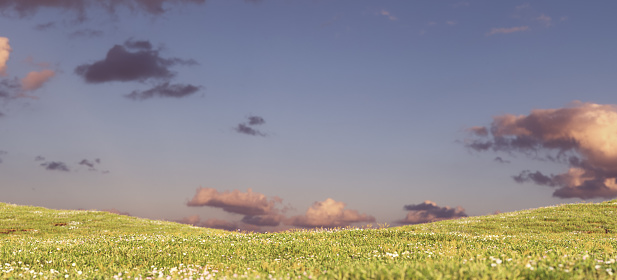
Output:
[0,0,206,20]
[467,101,617,199]
[486,26,529,36]
[125,82,200,100]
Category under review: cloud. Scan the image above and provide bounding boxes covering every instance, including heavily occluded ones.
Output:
[177,214,200,225]
[125,82,200,100]
[34,22,55,31]
[397,200,467,225]
[248,116,265,125]
[379,9,397,21]
[286,198,375,228]
[241,214,283,227]
[486,26,529,36]
[0,78,20,99]
[74,43,178,83]
[235,115,267,136]
[124,38,152,50]
[0,37,11,77]
[187,187,283,216]
[494,157,510,164]
[0,0,206,20]
[78,158,102,171]
[35,156,45,161]
[75,40,200,99]
[40,161,70,172]
[537,14,552,27]
[21,69,55,91]
[466,101,617,199]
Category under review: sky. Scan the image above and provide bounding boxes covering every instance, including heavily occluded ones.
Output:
[1,0,616,232]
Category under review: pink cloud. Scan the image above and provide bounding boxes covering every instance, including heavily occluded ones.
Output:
[286,198,375,228]
[0,37,11,76]
[467,101,617,199]
[21,69,55,91]
[187,187,282,216]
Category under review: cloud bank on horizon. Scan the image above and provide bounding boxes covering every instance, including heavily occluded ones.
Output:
[181,187,465,232]
[0,0,206,20]
[467,102,617,199]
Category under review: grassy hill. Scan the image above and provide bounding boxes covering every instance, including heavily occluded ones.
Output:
[1,200,616,279]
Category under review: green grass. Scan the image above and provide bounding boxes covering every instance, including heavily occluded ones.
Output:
[1,200,617,279]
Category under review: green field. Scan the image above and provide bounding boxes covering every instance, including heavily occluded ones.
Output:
[1,200,617,279]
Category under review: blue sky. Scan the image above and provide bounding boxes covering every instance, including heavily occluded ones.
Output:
[1,0,616,231]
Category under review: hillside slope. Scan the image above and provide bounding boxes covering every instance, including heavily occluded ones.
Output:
[1,200,616,279]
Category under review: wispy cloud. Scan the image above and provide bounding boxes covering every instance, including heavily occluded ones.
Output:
[0,0,206,21]
[379,9,397,21]
[125,82,200,100]
[537,14,552,27]
[397,200,467,225]
[486,26,529,36]
[235,115,267,137]
[40,161,70,172]
[466,101,617,199]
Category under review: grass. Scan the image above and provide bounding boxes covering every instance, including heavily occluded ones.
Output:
[1,200,617,279]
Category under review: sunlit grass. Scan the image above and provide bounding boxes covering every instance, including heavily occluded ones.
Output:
[2,200,617,279]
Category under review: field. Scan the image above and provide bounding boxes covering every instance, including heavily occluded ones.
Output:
[1,200,617,279]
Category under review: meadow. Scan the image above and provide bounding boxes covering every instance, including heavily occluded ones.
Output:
[1,200,617,279]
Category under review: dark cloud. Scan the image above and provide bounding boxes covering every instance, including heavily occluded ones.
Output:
[397,200,467,225]
[241,214,282,227]
[466,102,617,199]
[0,150,7,163]
[235,115,267,136]
[494,157,510,164]
[35,155,45,161]
[74,43,178,83]
[248,116,265,125]
[187,187,283,216]
[0,0,206,20]
[40,161,70,172]
[235,123,266,136]
[78,159,96,169]
[0,78,20,99]
[68,29,103,38]
[286,198,375,228]
[125,82,200,100]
